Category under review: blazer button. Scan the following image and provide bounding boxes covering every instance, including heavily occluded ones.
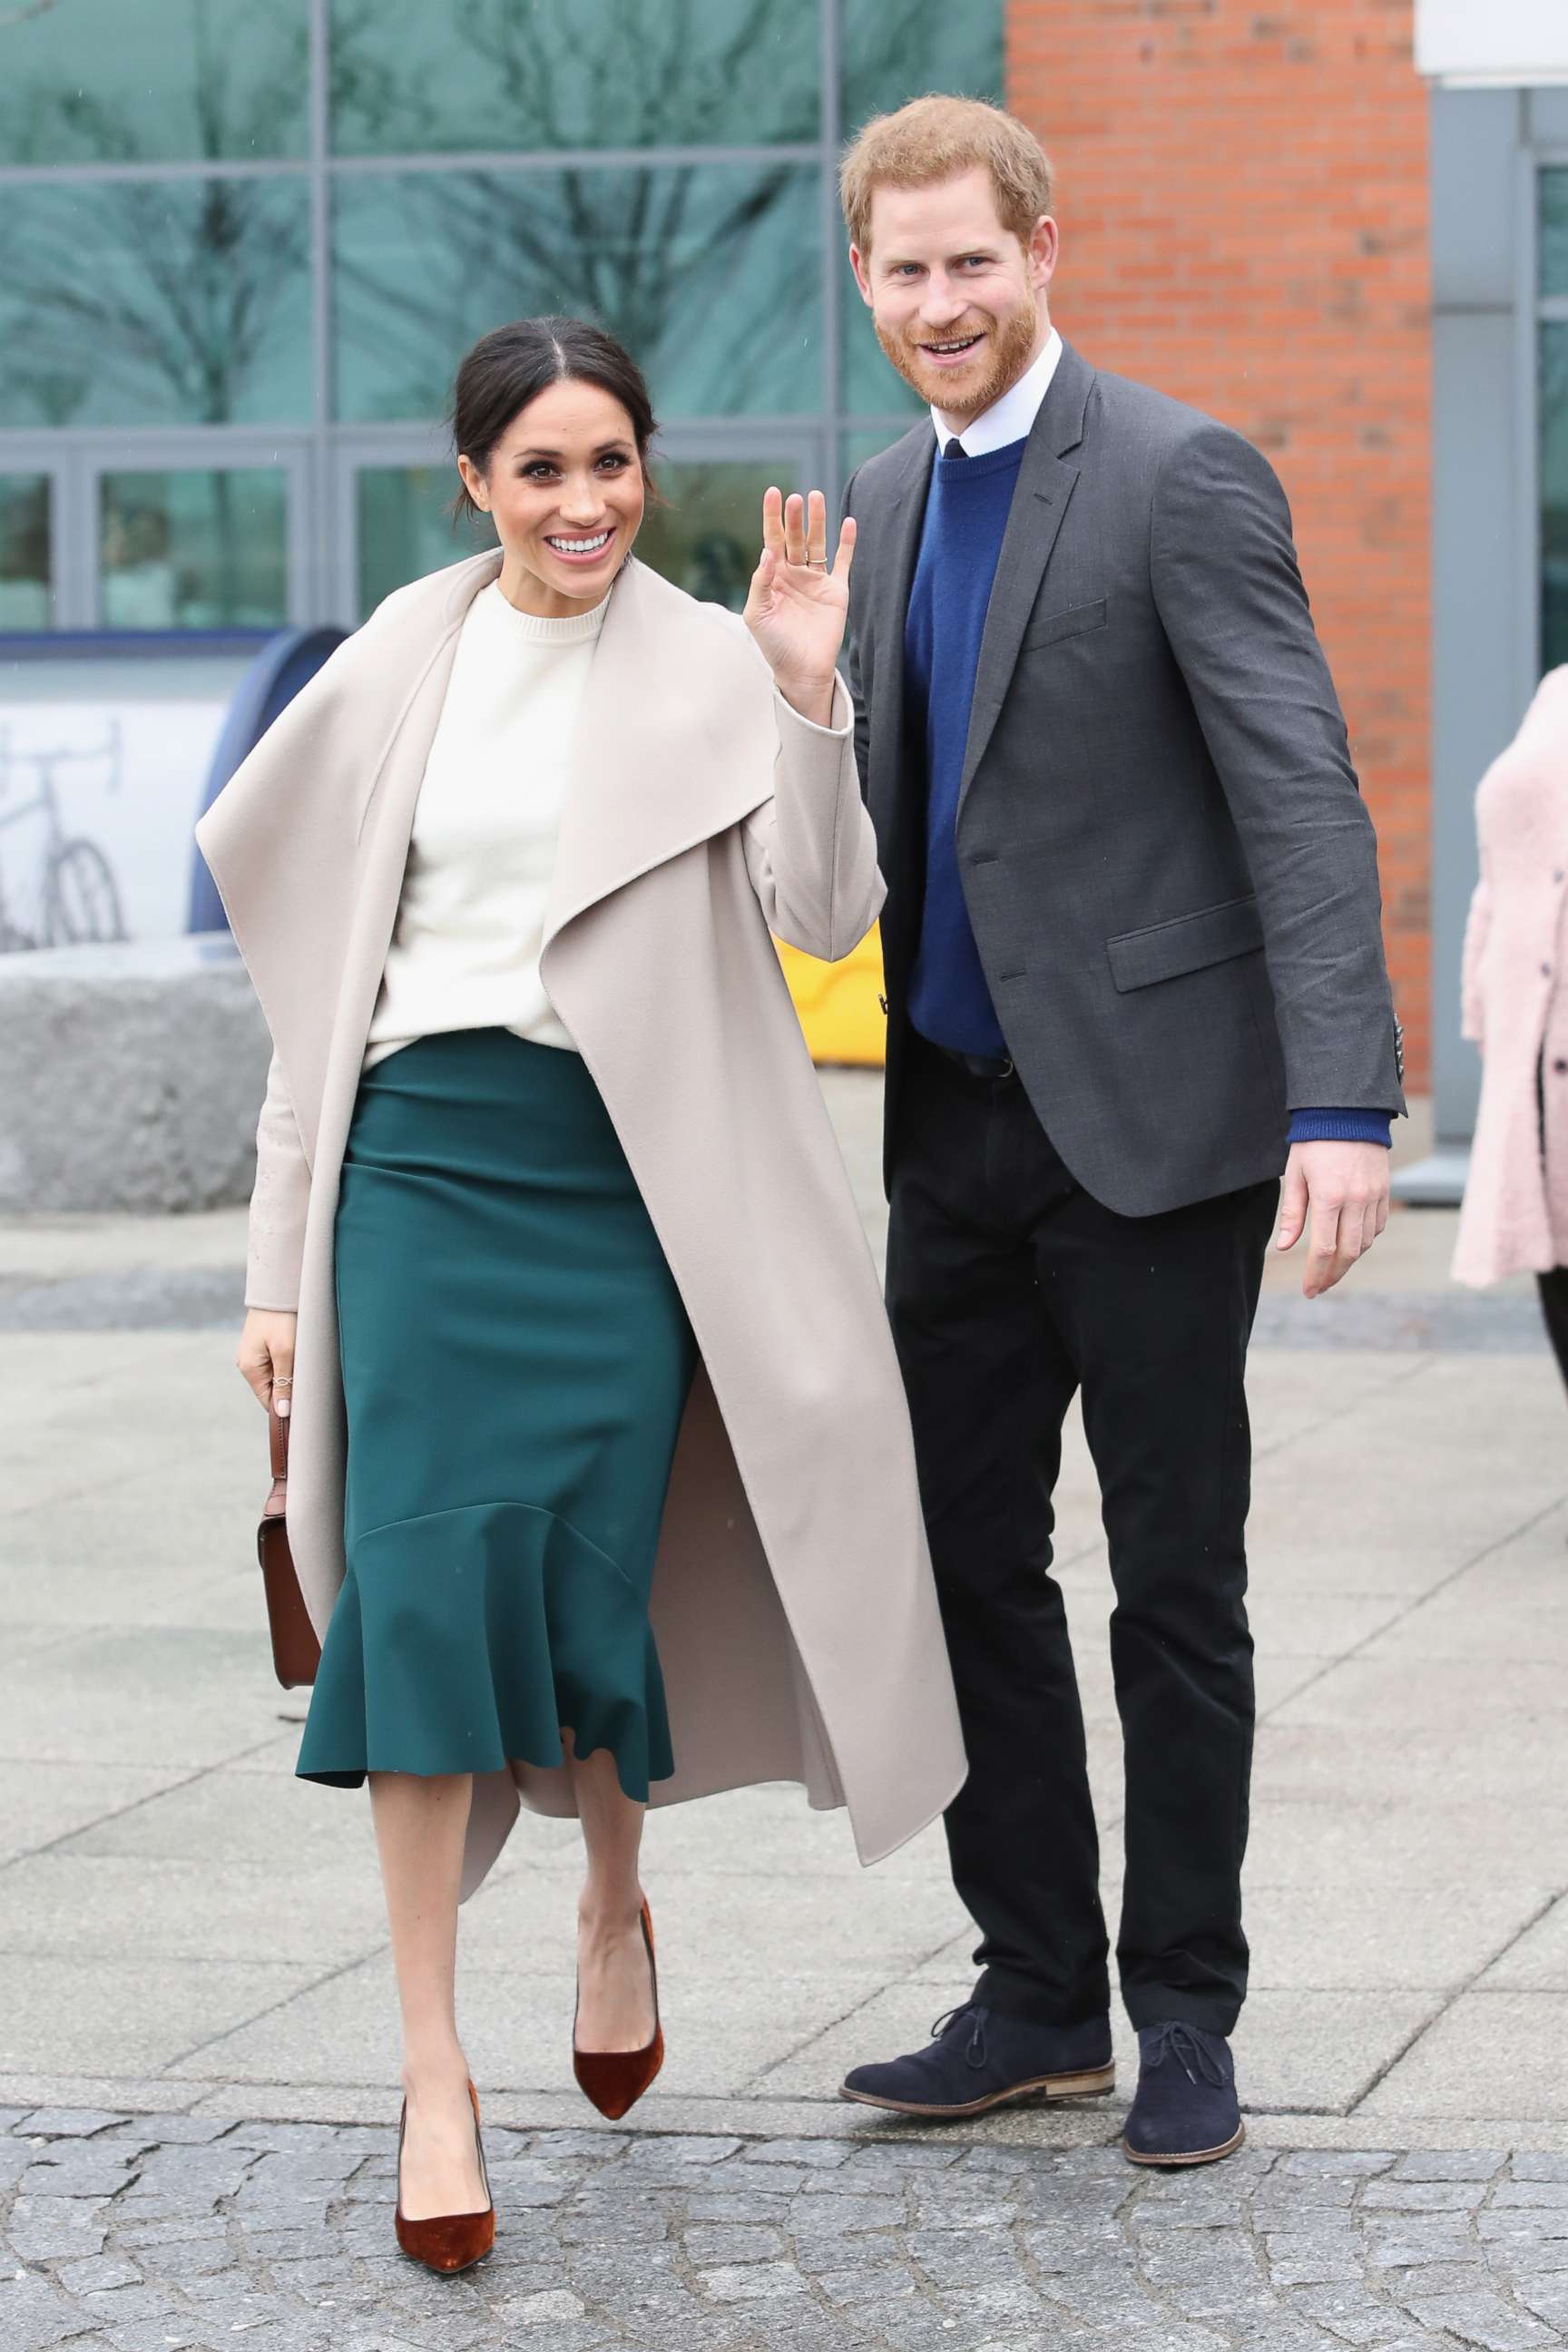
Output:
[1544,964,1554,979]
[1557,1060,1568,1076]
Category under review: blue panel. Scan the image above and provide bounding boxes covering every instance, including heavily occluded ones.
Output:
[187,625,348,934]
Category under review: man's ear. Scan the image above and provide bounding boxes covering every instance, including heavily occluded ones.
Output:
[848,242,875,309]
[1028,214,1059,292]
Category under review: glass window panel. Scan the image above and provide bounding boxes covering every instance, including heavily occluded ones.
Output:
[0,180,311,427]
[0,476,54,630]
[330,0,817,157]
[838,0,1006,413]
[357,466,497,619]
[842,0,1004,143]
[99,470,289,629]
[1543,171,1568,301]
[1543,324,1568,673]
[0,0,308,165]
[334,165,819,424]
[638,460,803,612]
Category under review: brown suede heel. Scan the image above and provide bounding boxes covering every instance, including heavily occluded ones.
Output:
[573,1898,665,2121]
[394,2078,495,2274]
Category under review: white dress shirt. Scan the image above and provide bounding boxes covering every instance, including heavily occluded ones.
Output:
[931,325,1063,456]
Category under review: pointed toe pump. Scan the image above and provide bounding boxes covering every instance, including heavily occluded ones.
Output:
[573,1898,664,2120]
[394,2078,495,2275]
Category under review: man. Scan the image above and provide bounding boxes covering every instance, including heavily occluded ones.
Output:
[834,96,1404,2166]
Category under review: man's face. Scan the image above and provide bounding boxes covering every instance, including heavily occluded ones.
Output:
[849,165,1056,425]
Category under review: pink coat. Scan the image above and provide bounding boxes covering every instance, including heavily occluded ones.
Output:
[1453,666,1568,1287]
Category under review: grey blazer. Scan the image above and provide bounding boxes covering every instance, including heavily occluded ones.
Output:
[844,338,1406,1218]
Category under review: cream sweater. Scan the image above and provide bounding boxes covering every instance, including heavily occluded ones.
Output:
[363,581,609,1068]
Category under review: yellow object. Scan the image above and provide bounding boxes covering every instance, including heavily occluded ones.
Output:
[775,924,888,1067]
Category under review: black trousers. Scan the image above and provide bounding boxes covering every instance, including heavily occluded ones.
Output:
[1540,1269,1568,1391]
[886,1033,1279,2035]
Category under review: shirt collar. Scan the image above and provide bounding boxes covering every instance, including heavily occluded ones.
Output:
[931,326,1063,458]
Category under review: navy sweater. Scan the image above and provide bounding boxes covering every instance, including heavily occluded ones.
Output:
[905,437,1023,1059]
[900,434,1390,1150]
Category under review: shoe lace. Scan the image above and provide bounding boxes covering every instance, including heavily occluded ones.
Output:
[1144,2021,1226,2088]
[929,2004,989,2073]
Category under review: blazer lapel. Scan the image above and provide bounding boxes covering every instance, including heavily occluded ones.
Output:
[956,341,1095,815]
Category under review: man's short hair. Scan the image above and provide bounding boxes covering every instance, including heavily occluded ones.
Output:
[839,94,1054,259]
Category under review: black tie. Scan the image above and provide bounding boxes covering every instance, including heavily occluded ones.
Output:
[945,438,967,461]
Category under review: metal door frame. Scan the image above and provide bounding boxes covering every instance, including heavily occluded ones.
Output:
[0,428,317,630]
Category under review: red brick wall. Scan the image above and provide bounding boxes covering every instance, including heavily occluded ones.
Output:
[1007,0,1432,1085]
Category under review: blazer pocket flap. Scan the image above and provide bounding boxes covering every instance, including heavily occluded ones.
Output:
[1106,895,1264,992]
[1021,596,1107,653]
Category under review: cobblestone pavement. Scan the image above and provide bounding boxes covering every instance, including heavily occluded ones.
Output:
[5,2112,1568,2352]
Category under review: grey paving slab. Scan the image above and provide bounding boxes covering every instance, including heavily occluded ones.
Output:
[1233,1885,1549,1996]
[1251,1723,1568,1813]
[1358,1998,1568,2125]
[0,1548,264,1632]
[460,1864,970,1980]
[56,1764,382,1873]
[0,1628,289,1769]
[1242,1591,1413,1653]
[0,1854,393,1967]
[1481,1902,1568,1994]
[175,1946,894,2103]
[1240,1800,1568,1892]
[0,1759,193,1868]
[1266,1654,1568,1737]
[0,1955,327,2077]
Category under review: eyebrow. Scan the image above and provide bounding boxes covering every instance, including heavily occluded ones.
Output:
[513,439,634,459]
[883,244,999,268]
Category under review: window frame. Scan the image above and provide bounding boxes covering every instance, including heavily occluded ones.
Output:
[0,0,1002,632]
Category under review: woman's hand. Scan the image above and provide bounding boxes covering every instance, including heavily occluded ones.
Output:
[238,1307,297,1417]
[742,487,856,726]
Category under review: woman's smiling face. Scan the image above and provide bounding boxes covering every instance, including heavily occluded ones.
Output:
[458,377,647,619]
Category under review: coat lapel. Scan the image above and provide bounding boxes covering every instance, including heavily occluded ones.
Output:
[541,557,776,956]
[202,548,778,1152]
[956,340,1095,816]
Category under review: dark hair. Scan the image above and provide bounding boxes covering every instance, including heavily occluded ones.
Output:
[449,315,658,521]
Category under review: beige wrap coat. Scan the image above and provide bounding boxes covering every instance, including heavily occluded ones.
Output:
[195,549,965,1896]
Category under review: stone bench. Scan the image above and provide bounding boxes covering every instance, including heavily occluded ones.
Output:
[0,933,268,1213]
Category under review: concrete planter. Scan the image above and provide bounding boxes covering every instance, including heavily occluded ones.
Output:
[0,933,267,1213]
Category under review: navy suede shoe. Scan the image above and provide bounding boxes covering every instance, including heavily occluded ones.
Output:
[1122,2022,1244,2166]
[840,2004,1114,2119]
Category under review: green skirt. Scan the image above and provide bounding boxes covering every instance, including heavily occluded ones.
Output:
[296,1025,697,1801]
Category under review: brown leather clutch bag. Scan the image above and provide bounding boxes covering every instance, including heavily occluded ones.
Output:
[258,1398,321,1690]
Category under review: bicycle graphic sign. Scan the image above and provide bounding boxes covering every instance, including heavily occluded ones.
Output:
[0,699,229,954]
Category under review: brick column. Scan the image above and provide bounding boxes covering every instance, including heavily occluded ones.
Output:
[1009,0,1431,1084]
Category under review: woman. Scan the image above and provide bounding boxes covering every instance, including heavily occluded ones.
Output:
[1454,664,1568,1387]
[195,318,965,2274]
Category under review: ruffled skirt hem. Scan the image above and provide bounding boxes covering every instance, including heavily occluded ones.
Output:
[295,1498,674,1805]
